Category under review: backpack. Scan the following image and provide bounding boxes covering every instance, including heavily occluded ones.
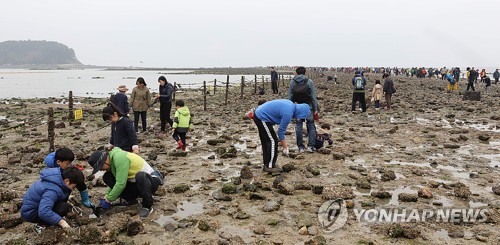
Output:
[291,78,312,104]
[354,77,364,90]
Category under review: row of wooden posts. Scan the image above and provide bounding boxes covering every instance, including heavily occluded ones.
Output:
[46,70,322,149]
[202,70,322,111]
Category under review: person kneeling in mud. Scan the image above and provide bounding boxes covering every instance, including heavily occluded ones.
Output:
[44,147,94,208]
[252,99,310,173]
[314,124,333,150]
[88,147,164,219]
[21,167,84,233]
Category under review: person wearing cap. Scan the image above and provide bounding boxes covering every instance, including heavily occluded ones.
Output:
[113,85,129,116]
[253,99,311,173]
[88,147,163,219]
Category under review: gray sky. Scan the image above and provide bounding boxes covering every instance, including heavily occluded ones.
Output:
[2,0,499,68]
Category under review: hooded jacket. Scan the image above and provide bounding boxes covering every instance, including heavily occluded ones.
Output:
[172,106,192,133]
[255,99,310,141]
[159,83,174,103]
[494,70,500,79]
[21,168,71,226]
[287,75,318,112]
[44,152,87,192]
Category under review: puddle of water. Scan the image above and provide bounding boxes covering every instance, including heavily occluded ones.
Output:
[433,196,454,207]
[477,154,500,168]
[468,200,488,208]
[388,160,470,179]
[156,201,204,226]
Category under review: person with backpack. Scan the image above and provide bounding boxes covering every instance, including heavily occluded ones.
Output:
[271,67,279,94]
[466,67,475,91]
[382,73,395,110]
[287,66,319,153]
[351,71,367,112]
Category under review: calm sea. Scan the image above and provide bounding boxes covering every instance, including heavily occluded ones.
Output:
[0,69,271,99]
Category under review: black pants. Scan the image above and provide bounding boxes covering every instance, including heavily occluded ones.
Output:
[271,81,278,94]
[466,82,475,91]
[32,201,70,225]
[495,78,499,84]
[160,102,173,131]
[172,130,187,146]
[103,171,160,209]
[133,111,147,132]
[253,116,278,168]
[352,92,366,112]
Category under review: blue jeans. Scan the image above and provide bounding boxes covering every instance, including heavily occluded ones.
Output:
[296,111,316,149]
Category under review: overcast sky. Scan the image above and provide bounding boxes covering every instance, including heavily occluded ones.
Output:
[1,0,499,68]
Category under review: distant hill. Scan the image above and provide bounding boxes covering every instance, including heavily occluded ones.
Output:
[0,40,81,65]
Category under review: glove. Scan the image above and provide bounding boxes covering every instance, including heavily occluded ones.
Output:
[100,198,111,209]
[80,190,94,208]
[59,219,71,229]
[283,147,289,157]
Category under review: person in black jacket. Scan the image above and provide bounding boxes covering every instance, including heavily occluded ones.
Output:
[382,73,395,110]
[156,76,174,135]
[271,67,279,94]
[103,102,139,153]
[113,85,129,116]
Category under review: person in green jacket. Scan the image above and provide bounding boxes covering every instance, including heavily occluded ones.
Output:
[88,147,163,218]
[172,100,192,151]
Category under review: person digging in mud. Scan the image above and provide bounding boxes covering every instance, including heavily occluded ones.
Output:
[171,100,193,151]
[446,73,457,94]
[88,147,164,219]
[253,99,311,173]
[103,102,139,153]
[288,66,319,153]
[44,147,94,209]
[314,123,333,150]
[21,167,84,234]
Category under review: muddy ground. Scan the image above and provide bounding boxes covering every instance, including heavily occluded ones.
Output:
[0,72,499,245]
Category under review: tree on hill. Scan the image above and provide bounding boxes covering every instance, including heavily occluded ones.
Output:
[0,40,81,65]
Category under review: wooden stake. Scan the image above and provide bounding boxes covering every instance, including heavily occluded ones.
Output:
[48,108,55,152]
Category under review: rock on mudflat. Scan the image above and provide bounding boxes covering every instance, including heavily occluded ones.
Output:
[381,170,396,181]
[262,201,280,212]
[398,193,418,202]
[240,166,253,179]
[322,185,355,200]
[371,191,391,199]
[453,182,471,199]
[492,185,500,195]
[418,187,433,199]
[282,163,295,172]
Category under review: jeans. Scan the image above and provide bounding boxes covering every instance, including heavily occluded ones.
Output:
[133,111,147,132]
[103,171,160,209]
[160,102,173,131]
[374,100,380,109]
[352,92,366,112]
[296,111,316,149]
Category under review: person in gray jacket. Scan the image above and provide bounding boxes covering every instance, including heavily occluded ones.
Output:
[494,69,500,85]
[287,66,319,153]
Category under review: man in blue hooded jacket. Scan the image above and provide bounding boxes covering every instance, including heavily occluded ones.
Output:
[21,167,84,231]
[44,148,94,208]
[287,66,319,153]
[254,99,311,173]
